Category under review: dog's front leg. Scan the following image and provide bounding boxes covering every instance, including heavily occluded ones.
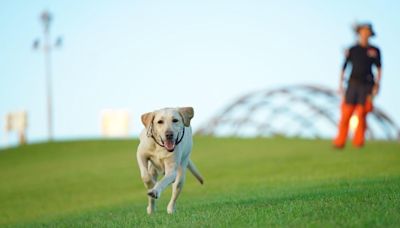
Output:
[167,166,186,214]
[137,153,156,214]
[137,153,153,186]
[148,160,177,200]
[146,165,158,215]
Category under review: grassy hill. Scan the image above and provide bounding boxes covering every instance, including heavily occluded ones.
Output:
[0,137,399,227]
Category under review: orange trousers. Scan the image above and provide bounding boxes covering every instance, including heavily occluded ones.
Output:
[333,98,372,148]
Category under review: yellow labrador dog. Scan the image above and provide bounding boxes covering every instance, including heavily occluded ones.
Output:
[137,107,204,214]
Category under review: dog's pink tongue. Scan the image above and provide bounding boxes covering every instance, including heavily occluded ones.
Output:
[164,140,175,152]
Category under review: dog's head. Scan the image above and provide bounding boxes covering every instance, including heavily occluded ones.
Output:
[141,107,194,152]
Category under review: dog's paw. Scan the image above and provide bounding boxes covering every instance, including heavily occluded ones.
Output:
[147,205,154,215]
[167,203,175,214]
[147,189,159,199]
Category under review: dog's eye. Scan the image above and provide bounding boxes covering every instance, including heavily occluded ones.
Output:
[157,120,164,124]
[172,119,179,123]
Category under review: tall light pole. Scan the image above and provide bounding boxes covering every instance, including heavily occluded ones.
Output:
[33,10,62,141]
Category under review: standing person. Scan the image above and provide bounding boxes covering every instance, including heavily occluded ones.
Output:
[333,23,382,148]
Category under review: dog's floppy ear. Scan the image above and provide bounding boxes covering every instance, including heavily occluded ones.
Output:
[179,107,194,127]
[141,112,154,128]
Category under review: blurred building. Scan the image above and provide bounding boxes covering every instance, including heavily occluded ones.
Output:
[196,85,400,140]
[5,111,28,145]
[100,110,130,138]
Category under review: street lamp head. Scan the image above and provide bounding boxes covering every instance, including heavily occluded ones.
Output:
[55,36,63,47]
[32,39,40,50]
[41,11,52,32]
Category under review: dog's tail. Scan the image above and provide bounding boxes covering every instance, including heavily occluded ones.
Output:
[188,159,204,185]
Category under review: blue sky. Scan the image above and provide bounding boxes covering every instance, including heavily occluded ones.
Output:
[1,0,399,146]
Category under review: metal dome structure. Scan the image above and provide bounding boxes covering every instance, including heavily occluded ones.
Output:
[196,85,399,140]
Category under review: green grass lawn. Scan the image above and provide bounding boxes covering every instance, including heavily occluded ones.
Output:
[0,137,399,227]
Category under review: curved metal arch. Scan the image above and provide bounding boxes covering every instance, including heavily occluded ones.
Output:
[201,86,338,136]
[195,84,400,140]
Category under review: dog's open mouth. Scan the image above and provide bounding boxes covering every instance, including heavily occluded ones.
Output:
[164,140,175,152]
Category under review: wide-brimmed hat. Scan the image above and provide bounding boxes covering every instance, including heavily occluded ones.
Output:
[354,23,376,36]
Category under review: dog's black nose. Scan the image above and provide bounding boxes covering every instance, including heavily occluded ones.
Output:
[166,131,174,140]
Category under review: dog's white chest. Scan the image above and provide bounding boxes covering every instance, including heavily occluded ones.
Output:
[149,150,174,172]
